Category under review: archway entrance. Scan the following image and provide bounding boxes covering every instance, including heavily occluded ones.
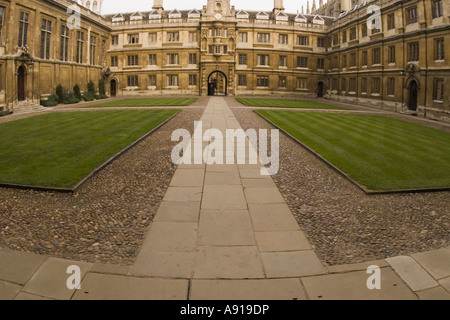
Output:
[317,81,324,98]
[408,81,418,111]
[17,66,26,101]
[110,79,117,97]
[208,71,227,96]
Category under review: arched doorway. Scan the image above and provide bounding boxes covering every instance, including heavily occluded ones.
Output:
[317,81,324,98]
[17,66,26,101]
[208,71,227,96]
[110,79,117,97]
[409,81,418,111]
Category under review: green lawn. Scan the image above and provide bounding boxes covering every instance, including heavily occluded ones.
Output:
[0,110,178,188]
[237,98,347,110]
[256,110,450,191]
[87,98,197,108]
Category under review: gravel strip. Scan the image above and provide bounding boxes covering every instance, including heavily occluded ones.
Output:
[232,106,450,266]
[0,107,205,265]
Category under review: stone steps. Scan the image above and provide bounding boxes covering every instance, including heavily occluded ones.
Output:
[13,102,49,114]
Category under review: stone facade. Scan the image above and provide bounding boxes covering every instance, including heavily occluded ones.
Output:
[0,0,449,121]
[0,0,109,110]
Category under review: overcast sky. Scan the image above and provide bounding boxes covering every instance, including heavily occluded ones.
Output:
[102,0,318,15]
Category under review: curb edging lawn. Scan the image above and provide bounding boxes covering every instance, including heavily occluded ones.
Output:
[0,110,181,193]
[254,110,450,195]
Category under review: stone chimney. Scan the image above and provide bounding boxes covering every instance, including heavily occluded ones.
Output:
[153,0,163,12]
[274,0,284,14]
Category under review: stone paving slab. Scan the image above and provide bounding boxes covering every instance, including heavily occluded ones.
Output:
[439,277,450,292]
[301,268,417,300]
[0,249,47,285]
[241,178,277,188]
[204,171,241,185]
[22,257,92,300]
[411,248,450,280]
[202,185,247,210]
[244,187,286,204]
[326,260,389,273]
[261,251,327,278]
[416,286,450,300]
[197,210,256,246]
[130,251,195,278]
[255,231,311,252]
[14,292,54,300]
[72,273,189,300]
[194,246,265,279]
[190,279,307,300]
[139,222,197,252]
[170,169,205,187]
[386,256,438,292]
[239,168,271,179]
[249,204,301,232]
[154,202,201,223]
[90,263,129,276]
[0,280,22,300]
[164,187,203,202]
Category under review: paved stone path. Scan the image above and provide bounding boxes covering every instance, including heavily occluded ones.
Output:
[0,97,449,300]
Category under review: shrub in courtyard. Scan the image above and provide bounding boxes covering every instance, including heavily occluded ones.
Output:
[73,84,82,101]
[0,110,12,117]
[56,85,68,104]
[40,94,59,107]
[87,81,96,96]
[98,79,106,96]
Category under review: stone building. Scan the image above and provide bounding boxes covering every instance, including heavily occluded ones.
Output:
[0,0,110,110]
[0,0,449,121]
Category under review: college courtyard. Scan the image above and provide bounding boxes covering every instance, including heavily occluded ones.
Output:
[0,0,449,302]
[0,96,449,300]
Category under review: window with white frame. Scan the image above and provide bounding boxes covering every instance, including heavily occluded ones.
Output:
[111,56,118,67]
[127,55,139,66]
[111,35,119,45]
[258,55,269,66]
[128,33,139,44]
[189,74,197,86]
[149,33,157,43]
[296,78,307,89]
[297,56,308,68]
[149,75,156,86]
[167,53,178,65]
[149,54,157,65]
[433,78,444,101]
[388,77,395,96]
[279,34,288,45]
[257,33,270,43]
[167,74,178,86]
[239,32,248,43]
[127,75,138,87]
[189,32,197,43]
[257,76,269,87]
[239,54,247,65]
[167,32,179,42]
[40,19,52,60]
[18,11,29,47]
[297,35,309,46]
[60,25,69,62]
[279,56,287,67]
[189,53,197,65]
[238,75,247,86]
